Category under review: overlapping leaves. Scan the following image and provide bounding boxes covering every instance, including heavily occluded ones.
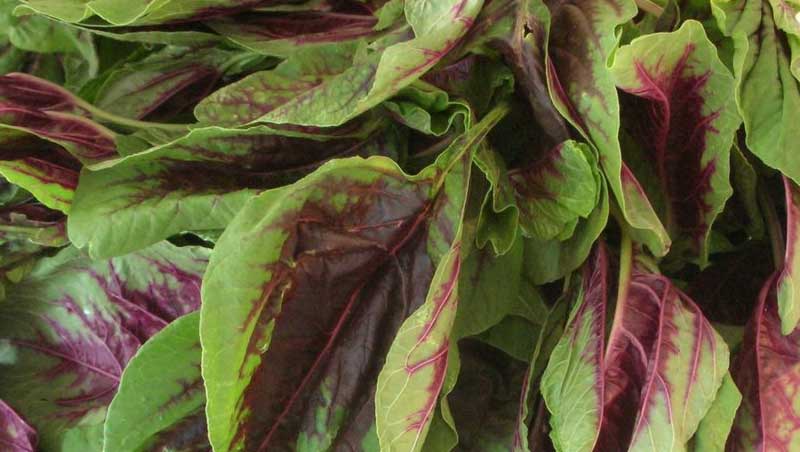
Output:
[0,0,798,451]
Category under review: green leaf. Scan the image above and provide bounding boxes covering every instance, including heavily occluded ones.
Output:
[712,0,800,185]
[196,0,484,128]
[92,46,250,121]
[510,140,599,241]
[777,177,800,334]
[689,373,741,452]
[0,242,207,451]
[522,175,608,284]
[193,43,360,127]
[611,20,740,264]
[382,81,470,137]
[474,144,519,255]
[0,399,36,452]
[68,122,398,258]
[452,234,524,340]
[376,241,463,452]
[200,105,505,451]
[103,312,207,452]
[18,0,270,26]
[542,0,670,256]
[541,245,607,452]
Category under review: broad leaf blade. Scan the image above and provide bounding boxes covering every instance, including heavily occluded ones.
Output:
[728,275,800,451]
[200,106,504,451]
[198,0,484,128]
[690,373,741,452]
[68,122,398,258]
[376,243,462,452]
[0,243,207,451]
[542,0,670,256]
[541,243,607,452]
[103,312,206,452]
[712,0,800,185]
[509,140,598,241]
[600,255,730,451]
[611,20,740,263]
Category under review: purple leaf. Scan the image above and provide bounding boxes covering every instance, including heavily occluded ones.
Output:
[611,21,740,262]
[0,242,208,450]
[728,274,800,451]
[0,400,36,452]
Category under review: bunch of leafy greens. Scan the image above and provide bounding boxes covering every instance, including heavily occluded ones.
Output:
[0,0,799,450]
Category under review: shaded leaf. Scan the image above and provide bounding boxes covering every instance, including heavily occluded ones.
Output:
[777,176,800,333]
[728,274,800,451]
[208,3,380,57]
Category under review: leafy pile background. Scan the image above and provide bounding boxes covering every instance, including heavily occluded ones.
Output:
[0,0,798,451]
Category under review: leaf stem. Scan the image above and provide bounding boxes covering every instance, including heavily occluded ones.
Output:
[77,100,192,132]
[431,102,510,193]
[608,203,633,355]
[759,183,784,270]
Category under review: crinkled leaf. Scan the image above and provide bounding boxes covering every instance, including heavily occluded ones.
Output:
[104,312,207,452]
[383,81,470,137]
[69,121,399,258]
[200,106,504,452]
[0,400,36,452]
[0,242,207,451]
[540,0,670,256]
[611,20,740,264]
[509,140,598,240]
[522,174,608,284]
[474,144,519,255]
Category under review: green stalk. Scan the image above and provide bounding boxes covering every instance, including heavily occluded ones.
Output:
[76,100,192,132]
[607,203,633,355]
[431,102,510,194]
[759,184,785,270]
